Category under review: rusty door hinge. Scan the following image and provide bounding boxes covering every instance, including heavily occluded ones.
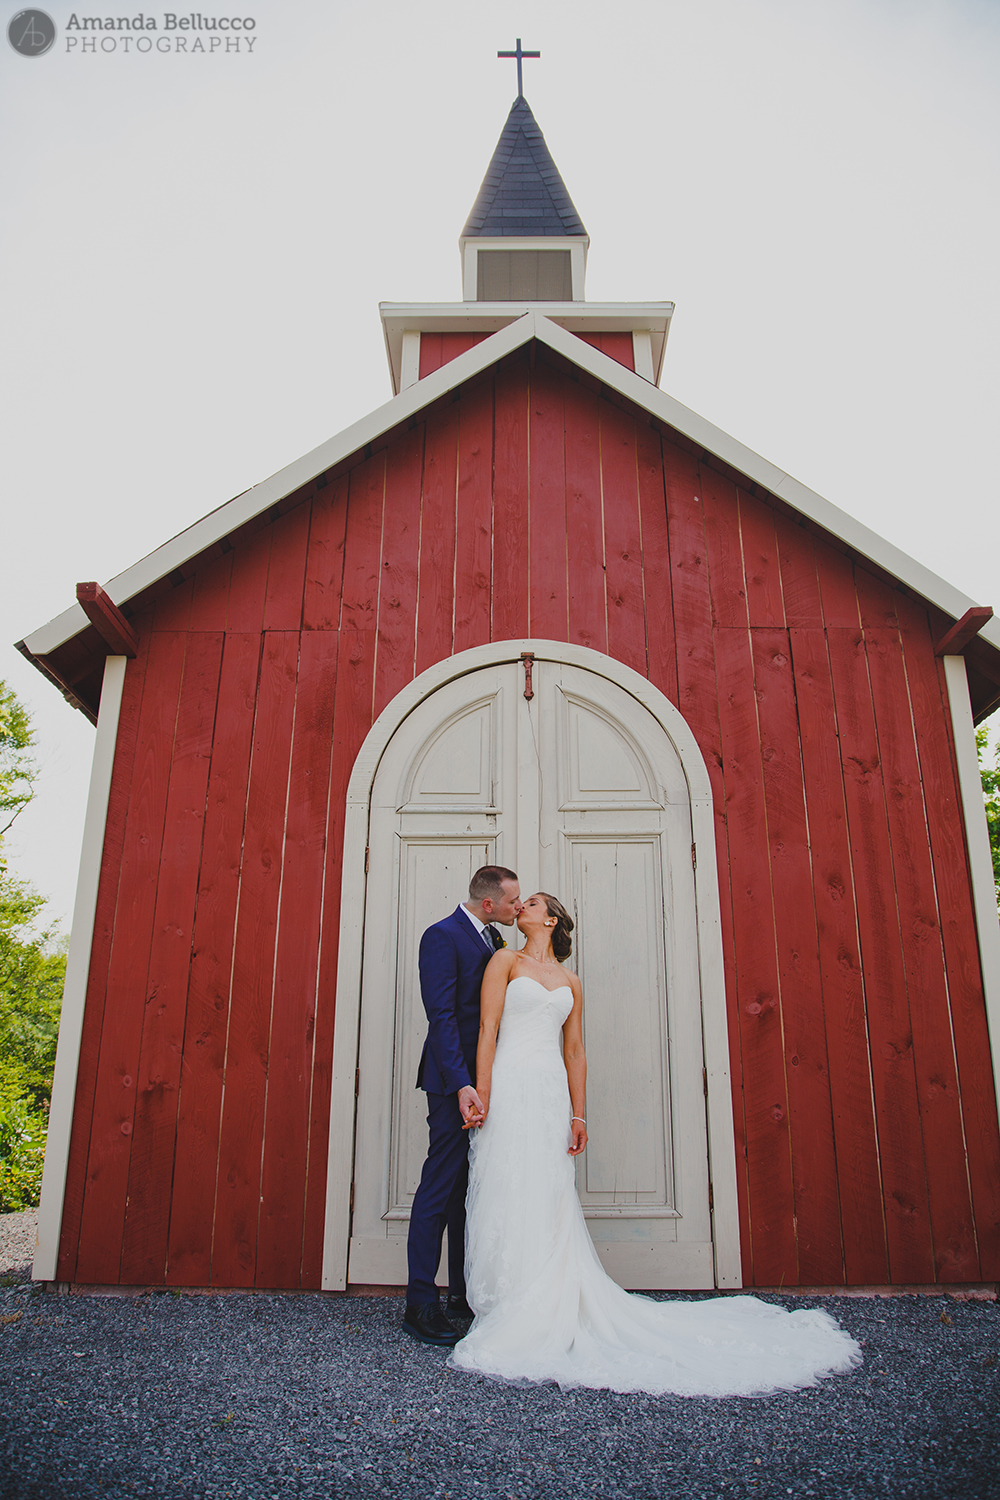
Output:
[691,842,697,869]
[520,652,535,700]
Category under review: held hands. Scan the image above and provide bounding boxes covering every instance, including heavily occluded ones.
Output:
[458,1084,487,1129]
[461,1085,586,1148]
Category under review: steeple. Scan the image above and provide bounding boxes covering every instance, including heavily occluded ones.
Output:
[462,97,587,240]
[379,88,673,396]
[459,97,589,302]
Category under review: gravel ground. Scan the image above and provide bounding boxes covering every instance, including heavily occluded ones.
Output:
[0,1212,37,1278]
[1,1214,998,1500]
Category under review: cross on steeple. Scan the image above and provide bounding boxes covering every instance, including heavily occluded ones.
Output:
[497,37,540,100]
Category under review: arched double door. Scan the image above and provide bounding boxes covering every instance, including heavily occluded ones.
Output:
[335,647,738,1291]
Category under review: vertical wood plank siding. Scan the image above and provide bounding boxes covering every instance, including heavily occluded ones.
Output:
[574,332,636,371]
[58,344,1000,1288]
[418,332,489,380]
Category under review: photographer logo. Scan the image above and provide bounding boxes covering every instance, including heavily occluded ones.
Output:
[8,8,55,54]
[7,10,259,56]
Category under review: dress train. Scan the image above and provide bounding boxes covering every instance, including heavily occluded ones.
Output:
[450,976,861,1397]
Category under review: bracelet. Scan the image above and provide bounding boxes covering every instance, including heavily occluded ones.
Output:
[572,1116,586,1124]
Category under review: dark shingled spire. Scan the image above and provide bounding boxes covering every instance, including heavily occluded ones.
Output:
[462,97,587,239]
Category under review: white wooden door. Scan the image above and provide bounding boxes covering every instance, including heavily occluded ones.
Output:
[348,657,714,1289]
[535,662,713,1286]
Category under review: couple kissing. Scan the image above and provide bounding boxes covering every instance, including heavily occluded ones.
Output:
[401,865,862,1396]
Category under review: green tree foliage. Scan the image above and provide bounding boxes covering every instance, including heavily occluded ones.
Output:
[0,681,34,837]
[978,722,1000,913]
[0,681,65,1212]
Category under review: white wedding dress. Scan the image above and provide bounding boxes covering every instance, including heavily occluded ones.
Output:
[450,975,862,1397]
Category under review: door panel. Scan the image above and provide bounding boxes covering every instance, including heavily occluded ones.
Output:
[570,837,672,1207]
[349,655,715,1289]
[538,662,711,1284]
[348,668,516,1285]
[562,696,657,806]
[388,838,493,1216]
[404,697,498,807]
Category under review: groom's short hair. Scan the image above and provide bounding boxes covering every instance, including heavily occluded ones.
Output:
[469,865,518,902]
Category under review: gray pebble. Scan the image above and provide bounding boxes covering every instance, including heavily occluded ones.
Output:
[0,1213,998,1498]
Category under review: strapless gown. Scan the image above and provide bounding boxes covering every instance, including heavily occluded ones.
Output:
[449,975,862,1397]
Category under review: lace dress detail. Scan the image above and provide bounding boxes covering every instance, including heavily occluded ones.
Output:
[450,975,861,1397]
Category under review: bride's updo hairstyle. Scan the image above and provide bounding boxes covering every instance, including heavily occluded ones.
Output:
[539,893,574,962]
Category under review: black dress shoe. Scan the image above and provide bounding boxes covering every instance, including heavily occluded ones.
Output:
[401,1302,462,1347]
[445,1294,474,1321]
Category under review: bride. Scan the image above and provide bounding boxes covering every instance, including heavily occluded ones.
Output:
[449,892,862,1397]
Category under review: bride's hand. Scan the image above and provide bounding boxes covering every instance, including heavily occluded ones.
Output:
[568,1119,588,1156]
[458,1084,486,1129]
[466,1099,489,1129]
[460,1085,489,1129]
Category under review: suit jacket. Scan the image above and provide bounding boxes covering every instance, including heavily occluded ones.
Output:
[415,906,495,1095]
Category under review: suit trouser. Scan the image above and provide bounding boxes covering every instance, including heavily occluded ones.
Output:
[406,1090,468,1304]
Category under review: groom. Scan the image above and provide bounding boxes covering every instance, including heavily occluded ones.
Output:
[402,864,522,1346]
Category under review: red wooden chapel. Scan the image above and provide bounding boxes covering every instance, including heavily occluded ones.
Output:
[19,92,1000,1297]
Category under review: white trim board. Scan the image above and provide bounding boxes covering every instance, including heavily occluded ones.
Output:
[399,330,421,393]
[942,655,1000,1135]
[32,655,127,1283]
[320,638,742,1293]
[22,310,1000,663]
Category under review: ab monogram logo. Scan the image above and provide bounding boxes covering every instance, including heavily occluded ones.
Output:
[7,9,55,55]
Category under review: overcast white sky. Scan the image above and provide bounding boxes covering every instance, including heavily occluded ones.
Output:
[2,0,998,930]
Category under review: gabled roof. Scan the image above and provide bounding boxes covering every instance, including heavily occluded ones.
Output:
[17,311,1000,720]
[461,97,587,239]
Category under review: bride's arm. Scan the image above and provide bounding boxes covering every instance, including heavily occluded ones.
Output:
[562,975,588,1156]
[468,951,514,1126]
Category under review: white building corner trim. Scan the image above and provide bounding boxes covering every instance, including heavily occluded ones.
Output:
[32,656,127,1282]
[632,329,655,382]
[399,330,421,392]
[943,654,1000,1127]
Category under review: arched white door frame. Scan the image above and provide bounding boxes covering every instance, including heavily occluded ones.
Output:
[321,640,742,1291]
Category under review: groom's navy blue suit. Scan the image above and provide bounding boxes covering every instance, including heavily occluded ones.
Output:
[406,905,498,1305]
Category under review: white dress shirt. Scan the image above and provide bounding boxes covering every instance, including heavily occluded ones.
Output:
[461,904,495,951]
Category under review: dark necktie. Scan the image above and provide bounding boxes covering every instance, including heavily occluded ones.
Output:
[481,925,498,954]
